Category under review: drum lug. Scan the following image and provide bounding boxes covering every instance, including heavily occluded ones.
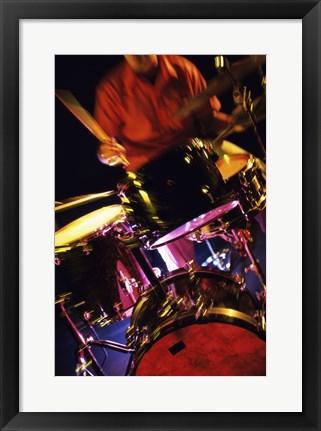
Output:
[128,324,151,348]
[244,262,259,274]
[186,229,204,242]
[183,260,196,272]
[139,326,151,345]
[201,185,215,204]
[194,300,208,320]
[158,295,177,316]
[253,310,266,333]
[233,273,246,291]
[126,325,135,348]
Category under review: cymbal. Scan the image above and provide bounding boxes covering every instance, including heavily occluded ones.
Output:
[55,89,111,143]
[55,190,117,212]
[174,55,266,120]
[55,205,125,247]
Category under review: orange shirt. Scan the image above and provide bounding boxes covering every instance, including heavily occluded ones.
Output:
[94,55,220,171]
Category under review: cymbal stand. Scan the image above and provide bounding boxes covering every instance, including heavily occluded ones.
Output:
[233,86,266,160]
[117,270,138,305]
[219,226,266,298]
[234,228,266,292]
[112,214,167,301]
[116,229,167,301]
[214,55,266,160]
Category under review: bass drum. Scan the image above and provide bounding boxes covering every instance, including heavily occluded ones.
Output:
[126,267,265,376]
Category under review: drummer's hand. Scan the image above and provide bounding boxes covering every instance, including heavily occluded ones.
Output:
[230,107,251,133]
[232,122,247,133]
[98,139,130,167]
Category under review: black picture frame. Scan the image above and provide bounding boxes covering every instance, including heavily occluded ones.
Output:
[0,1,320,430]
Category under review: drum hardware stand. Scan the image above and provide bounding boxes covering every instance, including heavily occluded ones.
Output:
[86,339,135,354]
[120,235,167,302]
[113,218,168,300]
[214,55,266,160]
[75,339,135,376]
[112,302,124,320]
[203,240,231,271]
[58,297,108,376]
[58,296,136,376]
[229,226,266,323]
[75,350,95,376]
[117,270,138,305]
[222,227,266,293]
[233,85,266,161]
[236,229,266,291]
[205,239,221,263]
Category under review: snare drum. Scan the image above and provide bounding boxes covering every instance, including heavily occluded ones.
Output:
[126,267,265,376]
[119,139,233,249]
[55,205,145,324]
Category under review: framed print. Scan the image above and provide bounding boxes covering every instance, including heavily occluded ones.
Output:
[0,0,320,430]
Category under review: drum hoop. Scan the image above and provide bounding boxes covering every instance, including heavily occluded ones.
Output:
[127,266,252,345]
[160,265,240,286]
[154,307,259,335]
[55,205,125,248]
[55,217,127,252]
[128,307,265,375]
[207,306,258,326]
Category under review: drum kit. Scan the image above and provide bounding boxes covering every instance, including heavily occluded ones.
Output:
[55,55,267,376]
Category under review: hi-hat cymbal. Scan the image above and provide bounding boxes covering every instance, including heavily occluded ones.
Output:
[55,205,125,247]
[174,56,266,120]
[55,190,117,212]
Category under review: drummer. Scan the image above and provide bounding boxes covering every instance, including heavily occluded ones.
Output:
[94,55,245,270]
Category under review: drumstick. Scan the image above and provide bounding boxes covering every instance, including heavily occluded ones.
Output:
[209,125,234,157]
[56,89,130,166]
[55,89,111,143]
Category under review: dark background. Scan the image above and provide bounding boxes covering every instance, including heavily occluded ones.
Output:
[55,55,266,202]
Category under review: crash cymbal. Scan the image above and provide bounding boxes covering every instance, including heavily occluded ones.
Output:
[55,89,111,143]
[55,190,117,213]
[174,56,266,120]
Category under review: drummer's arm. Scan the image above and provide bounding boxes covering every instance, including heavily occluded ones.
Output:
[197,103,244,135]
[204,110,233,134]
[94,84,129,167]
[97,140,130,167]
